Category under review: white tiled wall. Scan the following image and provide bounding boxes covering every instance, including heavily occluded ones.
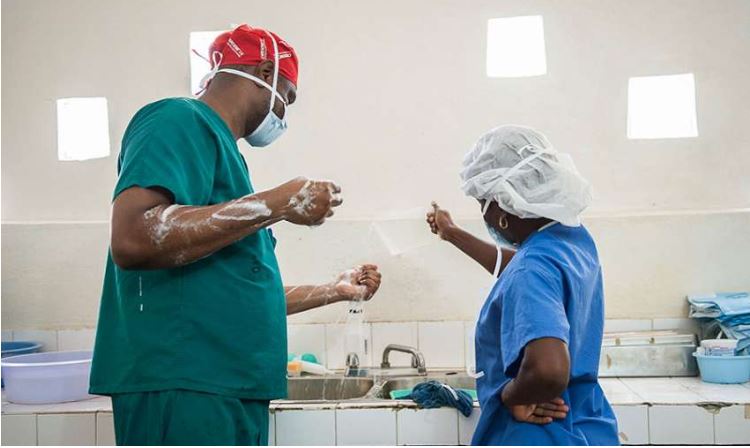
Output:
[275,409,336,446]
[371,322,419,367]
[713,404,750,445]
[1,414,37,445]
[396,407,459,445]
[1,328,95,353]
[463,321,476,371]
[2,317,700,372]
[325,323,373,369]
[287,324,327,366]
[603,319,652,333]
[418,321,465,369]
[37,414,96,446]
[4,402,750,445]
[649,405,714,445]
[95,413,115,446]
[4,318,724,446]
[458,408,481,445]
[612,405,649,445]
[652,317,700,335]
[268,412,276,446]
[336,408,397,445]
[57,329,96,351]
[11,330,59,352]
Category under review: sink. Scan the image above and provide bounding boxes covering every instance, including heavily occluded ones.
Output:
[283,372,475,402]
[286,376,374,401]
[375,373,476,399]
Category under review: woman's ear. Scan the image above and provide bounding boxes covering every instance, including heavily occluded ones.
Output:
[498,211,509,230]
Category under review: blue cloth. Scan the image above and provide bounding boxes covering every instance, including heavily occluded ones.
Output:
[472,224,619,446]
[688,292,750,318]
[688,292,750,353]
[408,380,474,417]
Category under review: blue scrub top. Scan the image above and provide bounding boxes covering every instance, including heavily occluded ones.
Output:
[472,224,619,446]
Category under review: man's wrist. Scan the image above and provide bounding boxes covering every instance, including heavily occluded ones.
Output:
[256,189,291,221]
[322,282,348,304]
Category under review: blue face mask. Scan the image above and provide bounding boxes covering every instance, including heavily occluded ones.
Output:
[214,67,289,147]
[484,221,516,249]
[243,89,287,147]
[482,200,516,249]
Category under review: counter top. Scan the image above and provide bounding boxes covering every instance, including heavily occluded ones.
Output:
[3,377,750,415]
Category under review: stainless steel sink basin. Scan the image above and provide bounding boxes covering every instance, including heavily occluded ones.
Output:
[375,373,476,399]
[286,377,375,401]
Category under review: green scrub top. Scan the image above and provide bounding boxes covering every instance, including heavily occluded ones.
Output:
[89,98,288,400]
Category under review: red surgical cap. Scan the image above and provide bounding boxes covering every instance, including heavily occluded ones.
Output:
[208,24,299,87]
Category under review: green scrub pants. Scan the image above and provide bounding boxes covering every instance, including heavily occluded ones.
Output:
[111,390,270,446]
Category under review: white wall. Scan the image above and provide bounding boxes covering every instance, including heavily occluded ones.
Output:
[2,0,749,329]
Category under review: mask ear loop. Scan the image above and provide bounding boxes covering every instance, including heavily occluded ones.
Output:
[492,246,503,278]
[215,68,287,105]
[263,30,282,115]
[197,51,224,95]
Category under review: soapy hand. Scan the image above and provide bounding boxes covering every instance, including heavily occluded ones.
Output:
[506,397,569,425]
[333,264,382,301]
[426,201,457,240]
[279,177,342,226]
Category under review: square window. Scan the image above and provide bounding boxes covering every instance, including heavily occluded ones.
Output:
[627,73,698,139]
[486,16,547,78]
[190,30,226,94]
[56,97,110,161]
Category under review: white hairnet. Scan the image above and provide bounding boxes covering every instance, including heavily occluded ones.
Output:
[460,125,592,227]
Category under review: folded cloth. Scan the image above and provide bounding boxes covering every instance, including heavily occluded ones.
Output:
[689,292,750,354]
[407,380,473,417]
[688,292,750,317]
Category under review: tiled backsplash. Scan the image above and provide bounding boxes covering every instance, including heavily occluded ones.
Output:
[2,318,700,370]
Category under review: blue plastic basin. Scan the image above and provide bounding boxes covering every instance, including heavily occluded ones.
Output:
[694,352,750,384]
[2,341,43,358]
[1,341,43,387]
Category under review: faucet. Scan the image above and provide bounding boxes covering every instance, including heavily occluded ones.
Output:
[345,352,360,370]
[381,344,427,375]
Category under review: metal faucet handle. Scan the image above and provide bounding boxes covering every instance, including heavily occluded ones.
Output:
[345,352,360,369]
[381,343,427,374]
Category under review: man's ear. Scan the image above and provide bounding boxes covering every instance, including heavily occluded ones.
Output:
[255,60,276,84]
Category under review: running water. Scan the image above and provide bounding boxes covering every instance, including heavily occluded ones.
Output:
[344,299,367,377]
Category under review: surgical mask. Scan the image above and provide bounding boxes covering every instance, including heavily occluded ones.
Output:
[482,201,516,278]
[219,66,287,147]
[199,31,289,147]
[484,222,515,249]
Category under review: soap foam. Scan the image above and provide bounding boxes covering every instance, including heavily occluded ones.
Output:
[211,198,272,221]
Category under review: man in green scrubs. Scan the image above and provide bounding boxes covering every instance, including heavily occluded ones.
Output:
[89,24,382,445]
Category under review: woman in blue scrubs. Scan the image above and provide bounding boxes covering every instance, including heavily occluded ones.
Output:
[427,125,619,445]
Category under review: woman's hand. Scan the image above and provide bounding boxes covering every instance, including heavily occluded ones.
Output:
[506,397,569,425]
[333,264,382,301]
[426,201,457,240]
